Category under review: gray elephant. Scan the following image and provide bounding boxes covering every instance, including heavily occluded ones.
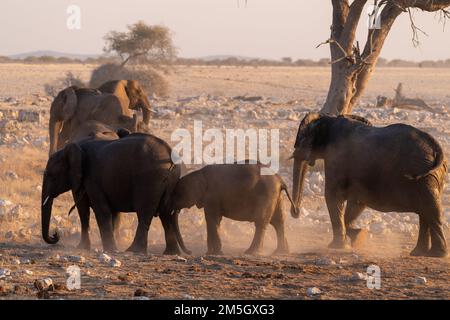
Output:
[48,86,137,155]
[41,133,190,254]
[291,113,448,258]
[97,80,152,127]
[171,162,297,255]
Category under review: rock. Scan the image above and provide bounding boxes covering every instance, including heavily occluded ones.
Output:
[67,255,86,263]
[98,253,112,263]
[24,270,34,276]
[109,259,122,267]
[315,257,336,266]
[174,255,187,263]
[415,276,427,285]
[0,269,11,279]
[183,294,195,300]
[11,258,21,265]
[306,287,322,297]
[134,288,149,297]
[5,171,18,180]
[351,272,368,281]
[18,110,41,123]
[34,278,54,291]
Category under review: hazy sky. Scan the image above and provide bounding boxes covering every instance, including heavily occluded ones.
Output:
[1,0,449,61]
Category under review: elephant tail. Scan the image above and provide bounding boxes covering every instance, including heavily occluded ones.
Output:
[280,180,298,218]
[404,133,446,182]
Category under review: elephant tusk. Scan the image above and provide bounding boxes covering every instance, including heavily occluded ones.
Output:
[42,196,50,207]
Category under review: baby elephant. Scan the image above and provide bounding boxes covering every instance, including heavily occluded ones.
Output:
[171,163,297,255]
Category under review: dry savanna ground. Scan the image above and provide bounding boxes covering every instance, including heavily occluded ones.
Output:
[0,64,449,300]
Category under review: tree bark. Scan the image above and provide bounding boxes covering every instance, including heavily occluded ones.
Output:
[320,0,450,115]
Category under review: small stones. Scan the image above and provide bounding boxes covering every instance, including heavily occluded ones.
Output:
[0,268,11,279]
[23,270,34,276]
[415,276,427,285]
[98,253,112,263]
[5,171,18,180]
[109,259,122,268]
[351,272,368,281]
[34,278,54,291]
[67,255,86,263]
[315,257,336,266]
[174,255,187,263]
[306,287,322,297]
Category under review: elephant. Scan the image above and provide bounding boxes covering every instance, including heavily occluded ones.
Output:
[41,133,190,254]
[97,80,152,127]
[170,162,297,255]
[291,113,448,258]
[68,120,131,145]
[48,86,138,155]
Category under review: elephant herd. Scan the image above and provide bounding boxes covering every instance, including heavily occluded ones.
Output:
[39,79,448,258]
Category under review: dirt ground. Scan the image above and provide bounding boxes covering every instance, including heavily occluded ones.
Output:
[0,64,449,299]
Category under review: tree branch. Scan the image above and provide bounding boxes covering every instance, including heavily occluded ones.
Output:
[340,0,369,53]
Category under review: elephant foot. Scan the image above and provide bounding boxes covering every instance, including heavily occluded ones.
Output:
[425,247,448,258]
[347,228,368,248]
[328,239,351,250]
[410,246,430,257]
[76,240,91,251]
[244,248,263,256]
[126,244,147,254]
[163,246,181,255]
[206,249,224,255]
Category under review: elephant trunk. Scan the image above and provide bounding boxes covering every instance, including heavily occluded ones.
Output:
[173,210,191,254]
[291,156,308,218]
[141,97,151,125]
[41,191,60,244]
[49,115,63,156]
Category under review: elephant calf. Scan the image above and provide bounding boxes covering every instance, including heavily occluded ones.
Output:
[171,163,297,255]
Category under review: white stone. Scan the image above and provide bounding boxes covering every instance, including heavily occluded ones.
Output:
[306,287,322,297]
[109,259,122,267]
[415,276,427,285]
[175,255,187,263]
[0,268,11,279]
[351,272,368,281]
[98,253,112,263]
[315,257,336,266]
[35,278,53,291]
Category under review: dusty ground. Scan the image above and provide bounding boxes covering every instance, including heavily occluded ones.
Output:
[0,64,449,299]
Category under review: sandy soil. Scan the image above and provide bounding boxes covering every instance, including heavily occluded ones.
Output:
[0,64,449,299]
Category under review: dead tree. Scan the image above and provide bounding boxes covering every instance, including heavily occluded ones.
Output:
[321,0,450,115]
[377,82,436,112]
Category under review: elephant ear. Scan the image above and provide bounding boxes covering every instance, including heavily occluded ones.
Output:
[63,143,84,192]
[294,113,322,147]
[62,87,77,121]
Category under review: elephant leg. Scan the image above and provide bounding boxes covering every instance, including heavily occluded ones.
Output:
[112,212,122,240]
[344,201,367,248]
[75,194,91,250]
[325,190,349,250]
[270,203,289,255]
[89,193,117,252]
[205,207,223,255]
[423,205,448,258]
[126,211,153,253]
[160,213,181,255]
[410,215,431,256]
[245,222,267,255]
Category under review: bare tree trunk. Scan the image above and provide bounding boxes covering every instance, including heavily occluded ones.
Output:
[320,0,450,115]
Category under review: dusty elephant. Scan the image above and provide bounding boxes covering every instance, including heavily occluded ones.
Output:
[291,113,448,258]
[48,86,137,155]
[41,133,190,254]
[171,162,297,255]
[97,80,152,127]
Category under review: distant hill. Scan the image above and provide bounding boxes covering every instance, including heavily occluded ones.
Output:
[198,55,261,62]
[8,50,100,61]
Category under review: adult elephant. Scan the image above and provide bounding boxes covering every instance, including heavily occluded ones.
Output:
[41,133,190,254]
[97,80,152,127]
[291,113,448,258]
[65,120,131,248]
[48,86,137,155]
